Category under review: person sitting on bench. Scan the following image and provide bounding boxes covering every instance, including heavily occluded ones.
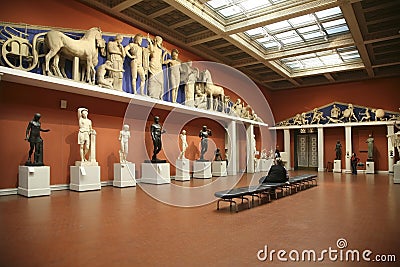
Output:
[259,158,289,183]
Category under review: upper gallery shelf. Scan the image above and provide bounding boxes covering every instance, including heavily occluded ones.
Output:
[0,66,268,127]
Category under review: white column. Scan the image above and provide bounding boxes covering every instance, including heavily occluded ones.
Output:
[345,126,352,173]
[72,57,80,81]
[90,130,97,163]
[284,129,291,170]
[317,127,324,172]
[388,125,395,172]
[227,121,237,175]
[246,124,255,173]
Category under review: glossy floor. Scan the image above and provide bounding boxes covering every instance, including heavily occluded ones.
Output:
[0,171,399,267]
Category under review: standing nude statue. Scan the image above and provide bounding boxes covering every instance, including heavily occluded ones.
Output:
[199,126,212,161]
[107,34,126,91]
[179,130,188,159]
[125,34,146,95]
[147,35,166,99]
[164,49,181,103]
[119,124,131,163]
[25,113,50,166]
[151,116,166,162]
[78,108,96,163]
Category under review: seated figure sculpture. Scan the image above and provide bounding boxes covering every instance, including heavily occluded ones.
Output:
[25,113,50,166]
[96,60,124,89]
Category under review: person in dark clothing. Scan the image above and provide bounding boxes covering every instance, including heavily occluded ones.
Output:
[259,159,288,183]
[351,152,359,175]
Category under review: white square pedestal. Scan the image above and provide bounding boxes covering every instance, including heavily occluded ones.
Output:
[175,159,190,181]
[393,163,400,183]
[259,159,273,172]
[193,161,212,179]
[70,166,101,191]
[113,163,136,187]
[333,160,342,173]
[140,163,171,184]
[18,166,50,197]
[365,161,375,174]
[212,161,227,177]
[254,159,260,173]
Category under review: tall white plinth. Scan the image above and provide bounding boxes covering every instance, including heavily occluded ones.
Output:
[212,161,227,177]
[18,166,50,197]
[365,161,375,174]
[254,159,260,173]
[113,163,136,187]
[193,161,212,179]
[259,159,273,172]
[333,160,342,173]
[70,166,101,191]
[175,159,190,181]
[140,163,171,184]
[393,163,400,183]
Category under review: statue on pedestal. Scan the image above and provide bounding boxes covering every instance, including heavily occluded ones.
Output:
[78,108,97,164]
[214,148,223,161]
[151,116,166,162]
[119,124,131,163]
[178,130,188,160]
[366,134,374,161]
[335,140,342,160]
[199,126,212,161]
[25,113,50,166]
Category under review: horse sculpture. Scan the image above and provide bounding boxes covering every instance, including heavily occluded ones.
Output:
[37,27,105,84]
[199,69,225,111]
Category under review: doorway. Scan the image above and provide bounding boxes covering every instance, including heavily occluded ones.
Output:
[295,130,318,170]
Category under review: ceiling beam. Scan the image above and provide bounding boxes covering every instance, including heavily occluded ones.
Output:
[147,6,175,19]
[231,59,260,68]
[186,33,220,46]
[324,73,335,82]
[171,18,193,29]
[341,1,374,77]
[112,0,142,12]
[364,34,400,45]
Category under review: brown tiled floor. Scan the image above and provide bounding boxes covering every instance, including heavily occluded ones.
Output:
[0,171,399,267]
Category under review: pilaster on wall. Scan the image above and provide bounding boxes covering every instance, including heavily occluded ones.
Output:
[318,127,324,172]
[246,124,255,173]
[227,121,237,175]
[345,126,352,173]
[387,125,395,172]
[284,129,291,170]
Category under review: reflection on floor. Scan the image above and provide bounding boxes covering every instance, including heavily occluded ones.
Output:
[0,171,399,266]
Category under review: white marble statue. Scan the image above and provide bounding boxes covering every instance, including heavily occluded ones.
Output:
[200,69,225,111]
[119,124,131,163]
[194,84,208,110]
[360,108,371,122]
[96,60,124,89]
[178,130,188,159]
[310,108,325,124]
[147,35,166,99]
[180,62,199,107]
[232,99,244,117]
[78,108,96,164]
[125,34,146,95]
[164,49,181,103]
[372,108,385,121]
[107,34,126,91]
[260,149,268,159]
[342,103,358,122]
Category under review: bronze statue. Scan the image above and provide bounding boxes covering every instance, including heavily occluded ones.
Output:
[214,148,222,161]
[199,125,212,161]
[151,116,166,162]
[25,113,50,166]
[335,140,342,160]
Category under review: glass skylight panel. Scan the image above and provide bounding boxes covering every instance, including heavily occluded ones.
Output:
[288,14,314,26]
[275,30,298,39]
[322,18,346,29]
[262,42,280,49]
[257,37,271,43]
[281,36,303,44]
[240,0,271,11]
[265,21,291,32]
[326,25,349,35]
[245,27,264,36]
[219,5,242,17]
[302,31,324,40]
[302,58,324,68]
[297,25,320,33]
[315,6,342,19]
[207,0,229,9]
[320,54,343,65]
[285,61,303,69]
